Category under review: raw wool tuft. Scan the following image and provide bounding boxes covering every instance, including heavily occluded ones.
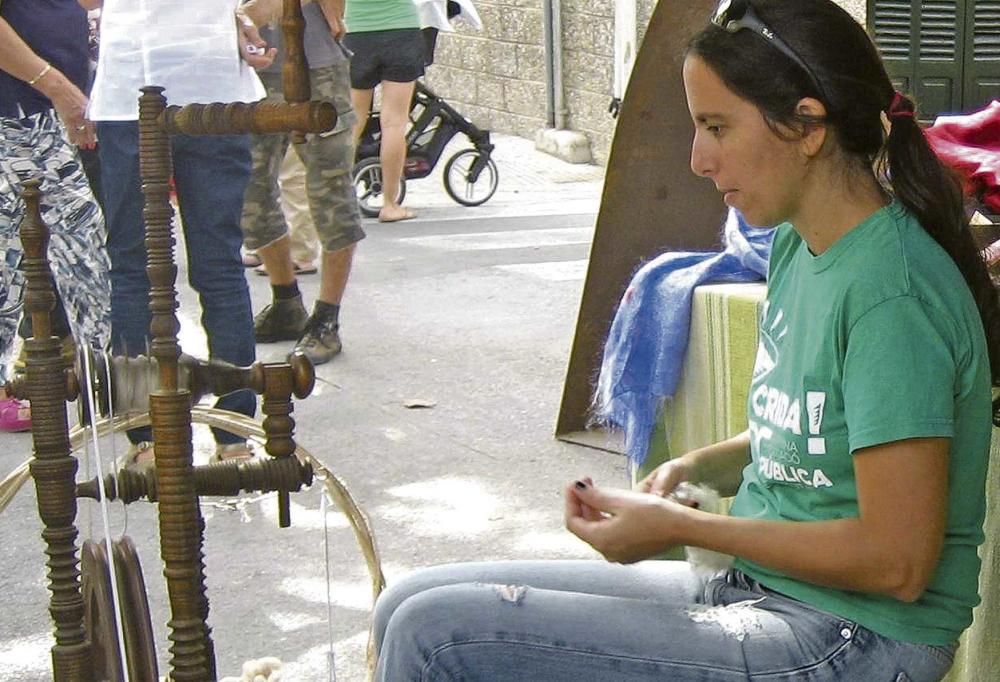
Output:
[670,482,734,581]
[686,597,766,641]
[219,656,284,682]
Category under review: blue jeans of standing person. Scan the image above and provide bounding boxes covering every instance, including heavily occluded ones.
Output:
[98,121,256,445]
[373,561,957,681]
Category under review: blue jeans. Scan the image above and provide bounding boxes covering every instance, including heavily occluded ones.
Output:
[98,121,255,445]
[373,561,957,681]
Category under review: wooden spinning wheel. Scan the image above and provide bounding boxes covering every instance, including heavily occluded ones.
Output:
[81,537,158,682]
[9,2,385,679]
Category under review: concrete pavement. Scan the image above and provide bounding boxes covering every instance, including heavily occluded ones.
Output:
[0,133,628,681]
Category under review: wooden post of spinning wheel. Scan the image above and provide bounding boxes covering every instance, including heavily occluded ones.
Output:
[19,180,94,680]
[130,3,335,679]
[282,0,309,144]
[137,85,217,681]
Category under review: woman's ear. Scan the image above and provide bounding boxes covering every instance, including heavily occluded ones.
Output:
[796,97,828,158]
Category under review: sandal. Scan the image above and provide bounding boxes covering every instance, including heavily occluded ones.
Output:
[210,441,255,463]
[255,261,318,276]
[0,397,31,432]
[124,440,155,471]
[293,260,318,275]
[242,251,262,268]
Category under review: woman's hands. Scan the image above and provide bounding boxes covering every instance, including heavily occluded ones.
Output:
[636,457,694,497]
[564,478,694,563]
[35,72,96,149]
[235,10,277,69]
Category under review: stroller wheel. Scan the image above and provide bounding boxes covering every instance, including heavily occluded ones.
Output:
[352,157,407,219]
[443,149,499,207]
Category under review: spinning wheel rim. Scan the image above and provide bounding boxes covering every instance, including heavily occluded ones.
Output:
[81,537,159,681]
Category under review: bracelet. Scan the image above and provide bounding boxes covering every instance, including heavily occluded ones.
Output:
[27,63,51,86]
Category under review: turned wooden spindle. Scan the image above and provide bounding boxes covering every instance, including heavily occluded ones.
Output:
[77,456,315,504]
[159,101,336,136]
[138,86,215,682]
[261,363,299,528]
[282,0,310,144]
[21,179,94,681]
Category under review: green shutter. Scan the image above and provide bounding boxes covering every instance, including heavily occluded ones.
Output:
[869,0,965,117]
[964,0,1000,110]
[870,0,914,93]
[917,0,964,116]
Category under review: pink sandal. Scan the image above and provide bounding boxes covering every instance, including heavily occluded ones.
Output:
[0,397,31,432]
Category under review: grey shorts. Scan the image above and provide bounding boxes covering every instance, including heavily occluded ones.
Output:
[344,29,425,89]
[241,65,365,253]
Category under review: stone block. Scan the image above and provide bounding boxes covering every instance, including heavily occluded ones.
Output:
[476,4,503,39]
[487,42,520,78]
[562,10,614,56]
[496,6,544,45]
[840,0,866,23]
[460,103,499,131]
[589,130,613,166]
[535,127,593,164]
[563,48,613,94]
[458,36,489,72]
[517,44,547,82]
[427,65,480,101]
[432,33,463,67]
[506,79,548,117]
[476,75,507,109]
[565,87,616,132]
[561,0,612,14]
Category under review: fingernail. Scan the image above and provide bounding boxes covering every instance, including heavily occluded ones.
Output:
[574,480,587,490]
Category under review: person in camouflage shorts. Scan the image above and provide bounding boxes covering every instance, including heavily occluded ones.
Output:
[241,1,364,365]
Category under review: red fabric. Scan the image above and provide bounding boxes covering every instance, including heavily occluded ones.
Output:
[924,100,1000,214]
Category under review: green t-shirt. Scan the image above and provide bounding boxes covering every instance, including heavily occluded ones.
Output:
[345,0,419,33]
[730,202,992,646]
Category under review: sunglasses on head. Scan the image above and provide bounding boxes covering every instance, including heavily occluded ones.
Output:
[711,0,827,102]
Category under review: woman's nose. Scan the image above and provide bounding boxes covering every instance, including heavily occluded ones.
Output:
[690,133,715,178]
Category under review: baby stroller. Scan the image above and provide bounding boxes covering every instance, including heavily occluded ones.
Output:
[352,81,499,217]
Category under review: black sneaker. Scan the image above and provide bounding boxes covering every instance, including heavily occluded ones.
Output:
[254,295,308,343]
[293,314,342,365]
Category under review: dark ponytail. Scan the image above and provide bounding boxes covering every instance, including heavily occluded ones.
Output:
[688,0,1000,384]
[883,100,1000,383]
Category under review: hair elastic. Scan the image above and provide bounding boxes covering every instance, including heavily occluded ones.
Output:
[887,91,915,119]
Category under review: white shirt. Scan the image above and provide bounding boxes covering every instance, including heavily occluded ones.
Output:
[88,0,264,121]
[414,0,482,32]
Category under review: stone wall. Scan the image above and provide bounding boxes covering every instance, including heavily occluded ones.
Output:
[560,0,615,163]
[425,0,549,145]
[424,1,868,166]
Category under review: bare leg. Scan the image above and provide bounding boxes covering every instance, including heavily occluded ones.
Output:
[257,234,296,286]
[377,80,416,222]
[350,87,374,150]
[318,244,355,305]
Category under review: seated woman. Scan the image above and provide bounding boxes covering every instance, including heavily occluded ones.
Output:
[371,1,1000,680]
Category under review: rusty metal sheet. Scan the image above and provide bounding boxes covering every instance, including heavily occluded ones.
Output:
[556,0,726,439]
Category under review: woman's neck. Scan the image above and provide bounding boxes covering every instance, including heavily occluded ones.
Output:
[792,164,887,255]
